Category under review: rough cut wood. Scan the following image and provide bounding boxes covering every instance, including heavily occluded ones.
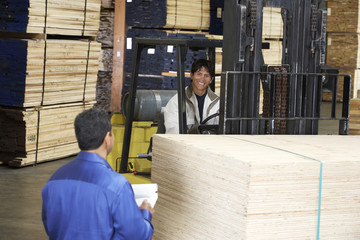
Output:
[0,39,101,107]
[0,0,101,37]
[350,98,360,135]
[327,0,360,33]
[97,8,114,48]
[0,102,94,167]
[151,134,360,239]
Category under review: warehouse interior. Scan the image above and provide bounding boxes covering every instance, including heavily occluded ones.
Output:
[0,0,359,239]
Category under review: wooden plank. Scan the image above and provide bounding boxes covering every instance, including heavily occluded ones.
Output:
[111,0,126,113]
[151,135,360,239]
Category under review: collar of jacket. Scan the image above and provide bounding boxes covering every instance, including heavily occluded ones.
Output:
[77,151,112,169]
[185,84,219,102]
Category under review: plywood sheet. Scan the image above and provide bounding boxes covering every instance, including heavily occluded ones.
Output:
[151,135,360,239]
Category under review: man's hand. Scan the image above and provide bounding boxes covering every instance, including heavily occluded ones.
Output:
[139,199,155,215]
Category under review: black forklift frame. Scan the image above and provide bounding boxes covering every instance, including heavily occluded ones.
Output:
[120,37,222,173]
[219,71,351,135]
[220,0,349,135]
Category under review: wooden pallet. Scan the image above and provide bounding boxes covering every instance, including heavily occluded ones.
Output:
[151,134,360,239]
[0,101,94,167]
[0,39,101,107]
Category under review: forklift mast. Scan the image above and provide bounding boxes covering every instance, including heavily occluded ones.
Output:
[220,0,350,134]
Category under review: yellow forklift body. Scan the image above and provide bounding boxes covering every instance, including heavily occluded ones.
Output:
[106,114,157,183]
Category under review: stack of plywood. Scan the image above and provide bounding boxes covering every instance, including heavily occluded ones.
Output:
[151,134,360,239]
[0,39,101,107]
[262,7,283,39]
[349,98,360,135]
[0,0,101,36]
[0,101,94,167]
[262,7,283,66]
[326,0,360,99]
[125,0,210,30]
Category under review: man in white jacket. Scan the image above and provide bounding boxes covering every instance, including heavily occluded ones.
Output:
[164,59,220,134]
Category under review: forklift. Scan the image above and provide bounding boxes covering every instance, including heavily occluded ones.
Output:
[109,0,351,183]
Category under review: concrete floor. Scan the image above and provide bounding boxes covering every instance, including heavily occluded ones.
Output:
[0,102,344,240]
[0,156,73,240]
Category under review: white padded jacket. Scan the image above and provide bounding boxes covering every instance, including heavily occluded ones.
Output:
[164,85,220,134]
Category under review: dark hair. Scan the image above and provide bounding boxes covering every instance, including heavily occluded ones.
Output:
[74,108,112,151]
[191,59,215,78]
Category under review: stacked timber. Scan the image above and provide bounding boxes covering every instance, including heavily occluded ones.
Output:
[151,134,360,239]
[0,39,101,107]
[326,0,360,99]
[96,8,114,48]
[262,7,283,39]
[0,0,101,37]
[349,98,360,135]
[0,1,102,166]
[0,101,94,167]
[209,0,224,35]
[326,33,360,100]
[327,0,360,33]
[126,0,210,30]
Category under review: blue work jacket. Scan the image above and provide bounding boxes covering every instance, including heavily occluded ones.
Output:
[42,151,154,240]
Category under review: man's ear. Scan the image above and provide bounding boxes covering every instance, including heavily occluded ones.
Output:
[103,132,111,145]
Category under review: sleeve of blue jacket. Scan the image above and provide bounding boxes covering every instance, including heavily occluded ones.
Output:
[112,181,154,240]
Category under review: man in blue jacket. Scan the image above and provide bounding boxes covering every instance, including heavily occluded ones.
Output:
[42,108,154,240]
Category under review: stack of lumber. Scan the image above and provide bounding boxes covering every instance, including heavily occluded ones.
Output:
[0,39,101,107]
[327,0,360,33]
[0,0,101,36]
[349,98,360,135]
[94,71,111,111]
[326,0,360,99]
[326,33,360,100]
[262,7,283,39]
[262,40,282,65]
[0,101,94,167]
[262,7,283,68]
[209,0,224,35]
[151,134,360,239]
[126,0,210,30]
[101,0,113,9]
[96,8,114,48]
